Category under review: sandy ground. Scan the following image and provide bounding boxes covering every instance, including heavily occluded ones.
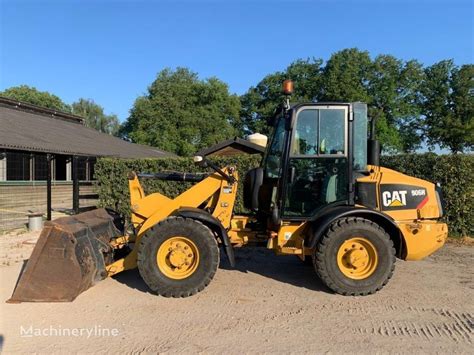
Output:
[0,231,473,354]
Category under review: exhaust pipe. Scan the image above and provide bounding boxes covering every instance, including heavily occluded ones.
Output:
[367,115,380,166]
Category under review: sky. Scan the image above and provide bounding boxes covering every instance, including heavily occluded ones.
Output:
[1,0,473,122]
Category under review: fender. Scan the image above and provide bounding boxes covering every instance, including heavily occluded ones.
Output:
[306,206,404,257]
[173,207,236,267]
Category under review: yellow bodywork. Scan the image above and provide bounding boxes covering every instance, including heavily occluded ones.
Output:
[357,165,447,260]
[106,163,447,276]
[106,168,239,276]
[397,220,447,260]
[274,223,308,259]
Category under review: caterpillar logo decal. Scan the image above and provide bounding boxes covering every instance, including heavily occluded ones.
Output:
[380,184,428,211]
[382,190,407,207]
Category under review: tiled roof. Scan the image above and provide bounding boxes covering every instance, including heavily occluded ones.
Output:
[0,97,174,158]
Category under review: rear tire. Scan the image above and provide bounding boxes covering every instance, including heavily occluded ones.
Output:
[137,217,219,297]
[313,217,395,296]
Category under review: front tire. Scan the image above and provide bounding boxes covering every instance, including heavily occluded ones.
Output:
[313,217,395,296]
[137,217,219,297]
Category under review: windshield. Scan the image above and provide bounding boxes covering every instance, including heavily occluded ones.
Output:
[263,116,286,178]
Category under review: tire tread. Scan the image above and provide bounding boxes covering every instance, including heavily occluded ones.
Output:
[137,217,219,298]
[313,217,396,296]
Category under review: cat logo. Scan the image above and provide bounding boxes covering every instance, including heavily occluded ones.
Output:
[380,184,427,211]
[382,190,407,207]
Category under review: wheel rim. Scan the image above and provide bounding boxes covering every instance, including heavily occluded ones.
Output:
[157,236,200,280]
[337,237,378,280]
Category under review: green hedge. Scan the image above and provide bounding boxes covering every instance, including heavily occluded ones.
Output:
[95,153,473,237]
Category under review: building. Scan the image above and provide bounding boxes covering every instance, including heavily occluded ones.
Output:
[0,97,173,230]
[196,137,266,157]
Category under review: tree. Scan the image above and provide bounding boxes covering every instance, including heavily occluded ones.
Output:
[121,68,241,156]
[319,49,403,151]
[0,85,71,112]
[422,61,474,153]
[1,85,122,136]
[320,48,372,103]
[321,49,425,152]
[72,98,120,136]
[368,56,425,152]
[393,60,425,152]
[241,49,427,153]
[452,65,474,150]
[240,58,323,135]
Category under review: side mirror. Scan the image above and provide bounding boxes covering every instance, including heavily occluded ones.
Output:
[194,155,235,184]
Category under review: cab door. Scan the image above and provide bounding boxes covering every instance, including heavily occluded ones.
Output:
[282,105,350,218]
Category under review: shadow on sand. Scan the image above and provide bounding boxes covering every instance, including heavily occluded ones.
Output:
[112,268,153,295]
[220,247,330,293]
[113,247,331,295]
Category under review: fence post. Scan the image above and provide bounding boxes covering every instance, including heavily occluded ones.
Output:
[46,154,52,220]
[72,156,79,214]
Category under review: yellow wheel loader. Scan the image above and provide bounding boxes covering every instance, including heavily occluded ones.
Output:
[8,82,448,302]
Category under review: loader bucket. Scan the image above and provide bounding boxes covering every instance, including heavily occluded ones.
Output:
[7,209,121,303]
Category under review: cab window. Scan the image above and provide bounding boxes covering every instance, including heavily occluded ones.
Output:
[319,109,345,155]
[291,108,346,156]
[284,107,348,217]
[291,110,318,155]
[263,116,286,178]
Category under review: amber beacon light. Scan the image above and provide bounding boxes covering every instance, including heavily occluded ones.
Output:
[282,79,294,95]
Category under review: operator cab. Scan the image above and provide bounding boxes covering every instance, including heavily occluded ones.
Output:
[244,94,368,226]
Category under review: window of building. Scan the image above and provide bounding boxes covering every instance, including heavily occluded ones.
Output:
[34,154,48,180]
[6,151,30,181]
[89,158,96,180]
[55,155,68,181]
[77,157,88,181]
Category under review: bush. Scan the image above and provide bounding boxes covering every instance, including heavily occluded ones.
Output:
[95,153,473,237]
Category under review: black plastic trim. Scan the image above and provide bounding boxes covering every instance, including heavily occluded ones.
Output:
[435,184,445,217]
[347,107,355,205]
[306,206,401,253]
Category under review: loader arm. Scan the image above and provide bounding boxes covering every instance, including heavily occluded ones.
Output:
[106,168,238,276]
